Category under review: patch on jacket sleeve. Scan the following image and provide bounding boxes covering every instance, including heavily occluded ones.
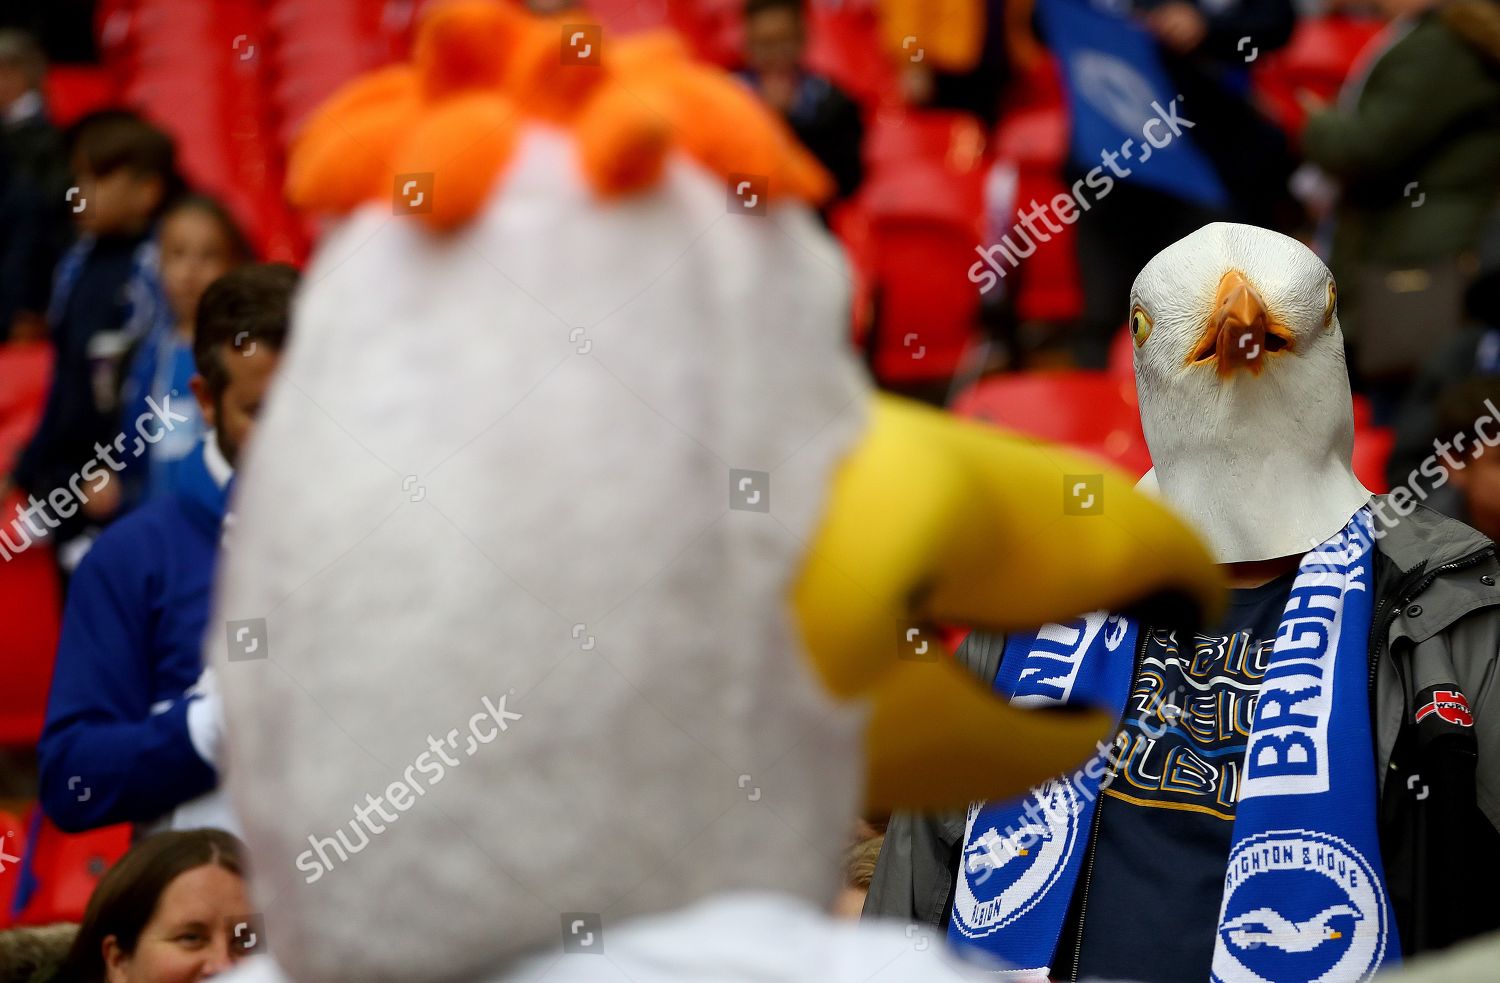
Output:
[1415,685,1475,728]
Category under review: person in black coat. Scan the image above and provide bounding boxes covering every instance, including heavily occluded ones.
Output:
[740,0,866,205]
[0,29,70,341]
[0,142,57,341]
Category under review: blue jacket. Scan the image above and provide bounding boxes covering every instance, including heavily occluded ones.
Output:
[119,323,205,507]
[13,232,163,542]
[37,440,227,831]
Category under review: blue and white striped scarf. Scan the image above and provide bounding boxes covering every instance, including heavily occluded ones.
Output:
[948,508,1400,982]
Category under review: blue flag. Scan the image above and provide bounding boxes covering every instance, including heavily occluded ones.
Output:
[1037,0,1229,210]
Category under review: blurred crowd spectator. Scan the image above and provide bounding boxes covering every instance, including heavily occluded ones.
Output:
[117,195,252,508]
[38,263,296,837]
[1303,0,1500,416]
[880,0,1011,126]
[53,828,254,983]
[0,29,69,346]
[1386,211,1500,507]
[740,0,865,204]
[2,110,180,573]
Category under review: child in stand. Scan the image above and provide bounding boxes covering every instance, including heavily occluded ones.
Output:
[119,195,254,506]
[3,109,181,574]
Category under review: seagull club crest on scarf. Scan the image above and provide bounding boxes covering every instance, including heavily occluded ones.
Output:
[950,509,1398,982]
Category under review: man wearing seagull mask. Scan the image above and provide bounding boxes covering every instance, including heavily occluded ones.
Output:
[868,223,1500,982]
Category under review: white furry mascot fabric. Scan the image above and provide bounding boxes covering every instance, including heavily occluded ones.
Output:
[208,3,1222,980]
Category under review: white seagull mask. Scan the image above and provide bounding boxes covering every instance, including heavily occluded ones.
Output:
[1132,223,1372,563]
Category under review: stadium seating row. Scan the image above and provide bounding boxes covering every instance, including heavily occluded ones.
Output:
[43,3,1388,388]
[0,808,130,928]
[0,344,60,749]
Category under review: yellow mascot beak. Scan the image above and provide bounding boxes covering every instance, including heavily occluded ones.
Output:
[793,395,1224,811]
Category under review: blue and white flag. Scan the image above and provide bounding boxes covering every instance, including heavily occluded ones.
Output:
[1037,0,1229,209]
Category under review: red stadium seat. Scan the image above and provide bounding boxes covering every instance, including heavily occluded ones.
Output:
[0,489,61,747]
[992,56,1068,169]
[375,0,428,61]
[587,0,677,38]
[868,221,983,385]
[99,0,311,263]
[666,0,744,67]
[828,199,876,348]
[13,812,131,927]
[266,0,390,145]
[1353,426,1394,495]
[951,371,1153,477]
[0,810,24,928]
[1006,167,1084,323]
[865,108,985,170]
[803,0,895,107]
[0,343,62,747]
[862,110,987,386]
[0,343,51,468]
[1253,15,1385,133]
[42,67,119,128]
[989,56,1083,323]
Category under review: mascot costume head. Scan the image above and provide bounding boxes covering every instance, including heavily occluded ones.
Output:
[211,3,1220,979]
[1131,222,1371,563]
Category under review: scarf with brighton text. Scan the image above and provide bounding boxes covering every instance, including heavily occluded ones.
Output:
[947,508,1400,982]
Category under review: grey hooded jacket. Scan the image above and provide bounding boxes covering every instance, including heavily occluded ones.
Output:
[864,497,1500,961]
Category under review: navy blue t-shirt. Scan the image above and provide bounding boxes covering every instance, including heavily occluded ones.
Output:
[1066,569,1298,982]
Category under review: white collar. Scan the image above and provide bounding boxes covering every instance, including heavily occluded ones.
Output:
[3,90,42,126]
[203,432,234,489]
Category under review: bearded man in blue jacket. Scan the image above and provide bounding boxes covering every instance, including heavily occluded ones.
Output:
[36,262,299,834]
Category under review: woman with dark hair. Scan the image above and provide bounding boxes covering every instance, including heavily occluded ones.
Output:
[51,828,256,983]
